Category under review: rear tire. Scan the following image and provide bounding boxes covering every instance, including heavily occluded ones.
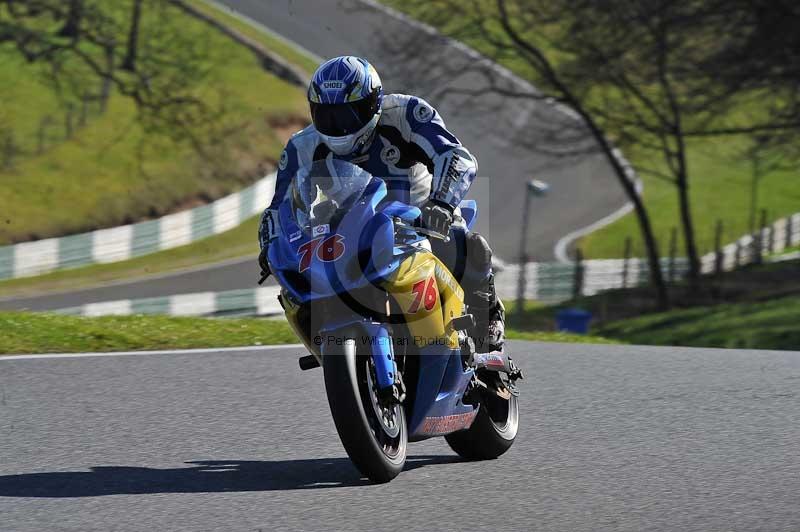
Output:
[322,338,407,482]
[445,385,519,460]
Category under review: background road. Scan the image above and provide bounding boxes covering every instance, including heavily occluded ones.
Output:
[0,0,628,312]
[0,257,259,312]
[219,0,627,260]
[2,342,799,531]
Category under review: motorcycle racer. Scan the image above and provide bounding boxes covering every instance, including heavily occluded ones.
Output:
[258,56,504,352]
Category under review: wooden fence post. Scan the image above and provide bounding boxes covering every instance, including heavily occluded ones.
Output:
[735,240,742,268]
[767,217,776,255]
[515,259,527,321]
[714,220,724,275]
[572,248,584,300]
[668,227,677,283]
[754,209,767,264]
[622,237,632,288]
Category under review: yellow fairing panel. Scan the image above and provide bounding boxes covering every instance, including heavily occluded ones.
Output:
[283,295,322,360]
[387,251,464,349]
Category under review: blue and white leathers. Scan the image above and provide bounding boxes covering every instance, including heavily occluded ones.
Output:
[259,93,478,247]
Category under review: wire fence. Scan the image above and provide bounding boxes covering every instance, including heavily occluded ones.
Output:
[49,210,800,318]
[497,211,800,303]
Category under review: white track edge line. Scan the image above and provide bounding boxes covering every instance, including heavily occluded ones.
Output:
[553,179,644,263]
[554,201,634,263]
[0,344,306,361]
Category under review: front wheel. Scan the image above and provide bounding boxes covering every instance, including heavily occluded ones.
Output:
[445,379,519,460]
[322,338,407,482]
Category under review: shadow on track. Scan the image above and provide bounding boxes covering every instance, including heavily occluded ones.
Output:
[0,455,460,497]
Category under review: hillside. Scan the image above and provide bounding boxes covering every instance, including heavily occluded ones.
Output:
[0,1,311,245]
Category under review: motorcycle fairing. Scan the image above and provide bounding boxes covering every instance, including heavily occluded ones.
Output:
[408,344,477,439]
[385,251,476,439]
[385,251,463,350]
[270,168,480,438]
[270,178,421,304]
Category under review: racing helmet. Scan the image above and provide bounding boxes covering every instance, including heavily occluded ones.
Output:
[308,56,384,156]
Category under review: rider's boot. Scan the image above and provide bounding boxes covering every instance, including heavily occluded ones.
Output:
[465,272,505,353]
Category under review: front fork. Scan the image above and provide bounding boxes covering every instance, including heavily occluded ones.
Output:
[320,321,405,404]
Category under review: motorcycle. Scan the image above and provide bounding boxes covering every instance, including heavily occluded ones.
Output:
[266,159,522,482]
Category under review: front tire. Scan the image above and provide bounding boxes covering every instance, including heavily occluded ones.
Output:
[445,382,519,460]
[322,338,407,482]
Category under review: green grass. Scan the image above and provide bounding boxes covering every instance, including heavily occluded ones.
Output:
[0,215,260,299]
[580,139,800,258]
[506,259,800,350]
[769,243,800,258]
[596,296,800,350]
[504,300,621,344]
[0,312,298,354]
[0,1,311,245]
[0,311,616,354]
[505,328,620,344]
[381,1,800,259]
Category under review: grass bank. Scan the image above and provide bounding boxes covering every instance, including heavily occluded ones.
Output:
[580,139,800,258]
[0,312,297,354]
[509,258,800,350]
[0,312,615,354]
[596,296,800,350]
[0,1,311,245]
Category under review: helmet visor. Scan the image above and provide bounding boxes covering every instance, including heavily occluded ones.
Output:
[310,91,380,137]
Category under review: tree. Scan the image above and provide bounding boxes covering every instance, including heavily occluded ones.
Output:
[377,0,800,296]
[121,0,142,72]
[375,0,670,306]
[0,0,306,157]
[1,1,207,135]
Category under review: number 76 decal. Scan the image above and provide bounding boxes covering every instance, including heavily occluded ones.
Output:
[409,276,438,313]
[298,235,346,272]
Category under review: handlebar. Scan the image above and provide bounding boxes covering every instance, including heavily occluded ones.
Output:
[395,219,451,243]
[413,225,451,243]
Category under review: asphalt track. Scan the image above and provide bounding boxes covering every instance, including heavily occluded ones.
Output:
[2,341,799,531]
[0,256,262,312]
[0,0,629,311]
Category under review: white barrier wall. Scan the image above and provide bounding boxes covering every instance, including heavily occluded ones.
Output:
[0,173,276,280]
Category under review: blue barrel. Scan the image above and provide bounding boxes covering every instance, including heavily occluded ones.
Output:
[556,308,592,334]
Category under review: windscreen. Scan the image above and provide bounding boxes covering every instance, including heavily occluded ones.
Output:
[291,159,372,229]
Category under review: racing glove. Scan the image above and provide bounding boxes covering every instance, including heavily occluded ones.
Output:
[420,199,454,237]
